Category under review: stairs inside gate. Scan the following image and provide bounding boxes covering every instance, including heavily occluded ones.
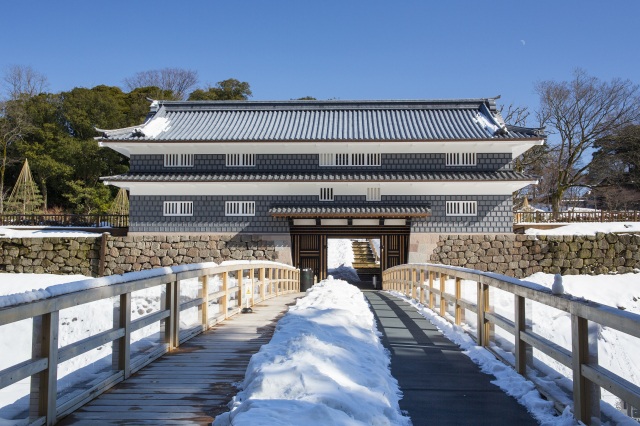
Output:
[351,240,381,288]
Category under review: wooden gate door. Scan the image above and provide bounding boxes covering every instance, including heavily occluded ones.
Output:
[292,234,327,281]
[381,234,408,271]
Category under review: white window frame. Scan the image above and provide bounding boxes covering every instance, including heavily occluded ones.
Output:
[319,188,334,202]
[446,152,477,167]
[226,153,256,167]
[366,187,381,201]
[164,154,194,168]
[163,201,193,216]
[225,201,256,216]
[319,153,381,167]
[446,201,477,216]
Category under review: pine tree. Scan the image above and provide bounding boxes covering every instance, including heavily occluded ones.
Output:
[5,159,43,214]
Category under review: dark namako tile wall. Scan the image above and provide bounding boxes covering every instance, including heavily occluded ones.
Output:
[129,194,512,233]
[129,153,513,173]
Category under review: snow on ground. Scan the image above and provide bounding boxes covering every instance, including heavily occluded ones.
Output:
[0,227,101,238]
[214,278,410,426]
[525,222,640,235]
[327,239,354,268]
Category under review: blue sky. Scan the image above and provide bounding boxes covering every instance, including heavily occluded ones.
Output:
[1,0,638,123]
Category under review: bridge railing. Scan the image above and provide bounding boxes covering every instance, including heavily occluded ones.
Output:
[0,261,299,426]
[383,263,640,425]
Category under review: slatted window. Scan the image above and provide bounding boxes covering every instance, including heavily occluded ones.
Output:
[319,153,381,167]
[366,187,381,201]
[164,154,194,167]
[319,188,334,201]
[163,201,193,216]
[225,201,256,216]
[446,201,477,216]
[446,152,477,167]
[226,154,256,167]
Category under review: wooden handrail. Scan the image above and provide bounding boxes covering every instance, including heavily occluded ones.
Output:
[383,263,640,425]
[0,261,299,425]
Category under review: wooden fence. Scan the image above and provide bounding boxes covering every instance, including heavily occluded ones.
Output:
[383,264,640,425]
[514,210,640,224]
[0,214,129,228]
[0,261,299,425]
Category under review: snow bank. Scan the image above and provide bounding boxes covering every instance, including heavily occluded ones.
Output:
[0,227,101,238]
[214,278,410,426]
[525,222,640,235]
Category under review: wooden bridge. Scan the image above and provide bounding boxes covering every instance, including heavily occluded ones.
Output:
[1,261,640,425]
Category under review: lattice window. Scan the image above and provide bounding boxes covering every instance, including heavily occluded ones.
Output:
[225,201,256,216]
[318,153,381,167]
[445,153,477,167]
[226,154,256,167]
[163,201,193,216]
[319,188,334,201]
[164,154,194,167]
[445,201,477,216]
[366,187,381,201]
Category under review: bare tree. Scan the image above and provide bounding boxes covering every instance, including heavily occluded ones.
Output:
[123,68,198,100]
[2,65,48,99]
[536,69,640,214]
[500,103,530,127]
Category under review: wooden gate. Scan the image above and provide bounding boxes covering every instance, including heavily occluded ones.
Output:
[380,234,408,271]
[292,233,327,280]
[291,225,409,281]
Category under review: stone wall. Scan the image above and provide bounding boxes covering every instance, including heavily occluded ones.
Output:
[0,237,100,276]
[102,234,283,275]
[430,233,640,278]
[0,234,290,277]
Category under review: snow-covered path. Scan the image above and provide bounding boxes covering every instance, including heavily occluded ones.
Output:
[214,278,411,426]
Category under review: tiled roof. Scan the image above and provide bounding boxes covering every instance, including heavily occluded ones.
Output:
[97,99,545,142]
[101,171,534,183]
[269,205,431,218]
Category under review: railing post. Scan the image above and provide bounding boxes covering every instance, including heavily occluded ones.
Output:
[199,275,209,328]
[260,268,266,301]
[514,295,528,375]
[454,277,463,325]
[419,269,425,305]
[237,269,244,310]
[571,315,601,424]
[30,312,59,425]
[429,271,435,309]
[222,271,229,319]
[267,268,273,297]
[439,273,446,317]
[275,269,280,296]
[249,268,255,306]
[477,279,491,346]
[162,279,178,349]
[411,268,417,300]
[113,292,131,379]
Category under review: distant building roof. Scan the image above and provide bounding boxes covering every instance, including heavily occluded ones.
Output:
[97,98,545,142]
[101,170,534,183]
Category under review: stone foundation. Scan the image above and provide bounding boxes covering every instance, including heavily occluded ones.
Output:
[0,234,292,277]
[430,233,640,278]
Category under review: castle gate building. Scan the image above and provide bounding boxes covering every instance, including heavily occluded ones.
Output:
[99,99,544,279]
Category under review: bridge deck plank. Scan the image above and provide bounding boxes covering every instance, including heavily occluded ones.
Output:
[365,291,539,426]
[57,293,302,425]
